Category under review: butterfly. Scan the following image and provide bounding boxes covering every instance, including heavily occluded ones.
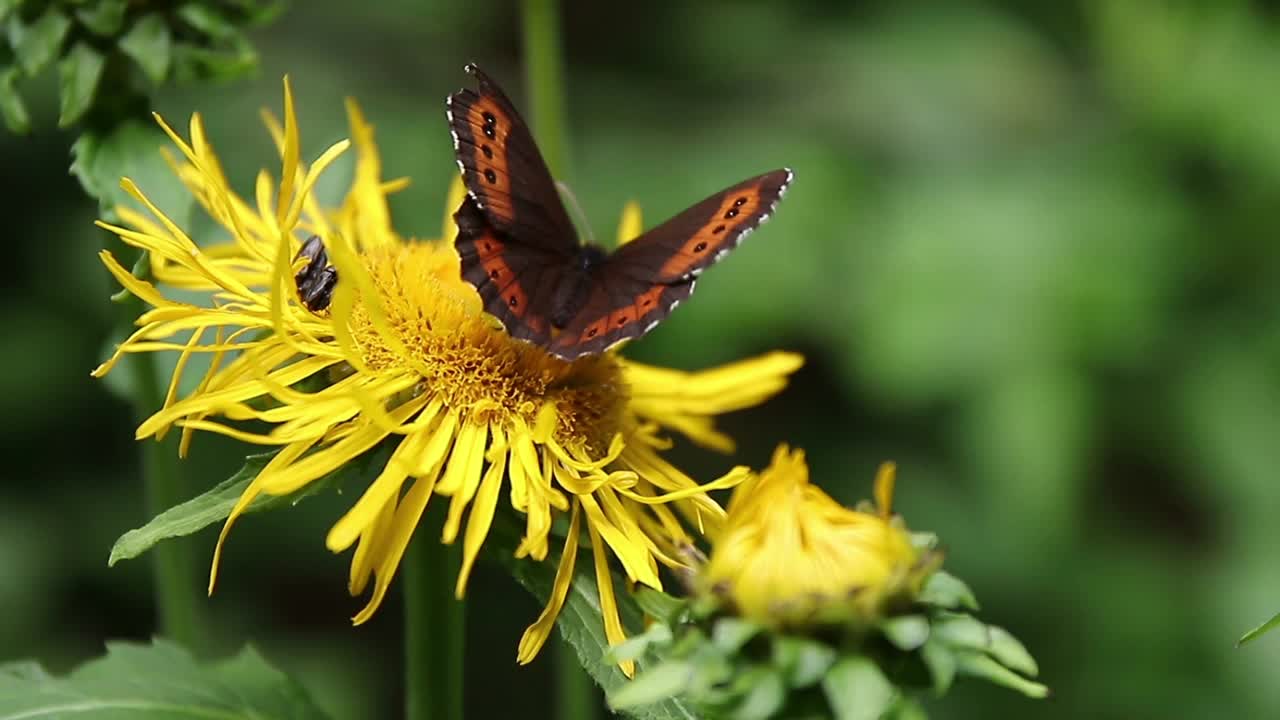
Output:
[447,63,792,361]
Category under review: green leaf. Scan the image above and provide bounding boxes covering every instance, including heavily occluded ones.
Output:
[920,638,957,694]
[0,64,29,133]
[57,41,106,126]
[171,42,257,82]
[177,3,240,39]
[918,570,979,610]
[886,695,929,720]
[984,624,1039,677]
[70,118,190,220]
[823,656,897,720]
[608,661,696,711]
[607,622,674,665]
[712,617,761,653]
[109,444,390,566]
[881,614,931,651]
[1238,611,1280,646]
[930,613,991,650]
[120,13,172,85]
[954,650,1049,699]
[635,586,688,625]
[8,6,72,76]
[0,640,331,718]
[772,636,835,688]
[488,517,698,720]
[76,0,128,36]
[731,667,786,720]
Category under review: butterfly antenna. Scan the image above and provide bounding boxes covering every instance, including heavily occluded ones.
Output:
[556,180,597,247]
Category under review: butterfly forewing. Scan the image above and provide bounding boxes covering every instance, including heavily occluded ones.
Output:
[447,64,577,255]
[609,169,793,283]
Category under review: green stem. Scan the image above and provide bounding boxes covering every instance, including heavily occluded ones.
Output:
[521,4,597,717]
[521,0,570,178]
[404,506,465,720]
[556,641,599,720]
[128,348,206,652]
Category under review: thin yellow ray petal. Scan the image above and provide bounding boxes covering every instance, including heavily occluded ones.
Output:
[276,76,299,226]
[349,489,398,596]
[352,464,442,625]
[455,425,507,597]
[442,422,490,544]
[587,521,635,677]
[209,439,313,593]
[327,426,431,552]
[517,501,581,664]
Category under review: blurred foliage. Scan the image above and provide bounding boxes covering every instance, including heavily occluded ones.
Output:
[3,0,1280,718]
[609,547,1045,719]
[0,640,331,718]
[0,0,282,132]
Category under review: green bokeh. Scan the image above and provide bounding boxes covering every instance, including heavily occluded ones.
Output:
[3,1,1280,717]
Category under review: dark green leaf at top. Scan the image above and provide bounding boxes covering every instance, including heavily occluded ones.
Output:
[0,639,332,719]
[76,0,129,36]
[120,13,172,85]
[57,41,106,126]
[8,5,72,76]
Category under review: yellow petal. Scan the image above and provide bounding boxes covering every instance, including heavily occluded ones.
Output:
[517,501,581,664]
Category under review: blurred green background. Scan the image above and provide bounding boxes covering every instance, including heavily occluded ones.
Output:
[4,0,1280,717]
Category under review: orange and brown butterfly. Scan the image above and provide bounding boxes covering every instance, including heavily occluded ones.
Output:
[447,63,792,360]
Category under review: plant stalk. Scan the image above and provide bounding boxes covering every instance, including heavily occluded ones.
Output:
[404,506,466,720]
[521,0,570,178]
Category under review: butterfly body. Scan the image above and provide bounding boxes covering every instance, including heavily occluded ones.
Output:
[448,64,791,360]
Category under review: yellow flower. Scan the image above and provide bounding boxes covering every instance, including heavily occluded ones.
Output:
[701,445,935,627]
[93,78,803,674]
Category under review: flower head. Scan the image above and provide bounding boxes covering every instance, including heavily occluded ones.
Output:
[94,78,803,673]
[701,445,934,627]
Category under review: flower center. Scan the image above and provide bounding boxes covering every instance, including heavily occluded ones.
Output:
[348,242,626,449]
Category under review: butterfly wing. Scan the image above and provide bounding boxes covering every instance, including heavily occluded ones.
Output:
[546,169,793,359]
[447,63,577,255]
[455,196,566,346]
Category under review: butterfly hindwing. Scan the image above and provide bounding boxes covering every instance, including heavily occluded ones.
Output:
[447,64,577,255]
[609,169,792,283]
[455,196,562,345]
[547,274,694,358]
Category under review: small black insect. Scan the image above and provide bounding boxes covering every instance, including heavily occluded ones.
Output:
[294,235,338,312]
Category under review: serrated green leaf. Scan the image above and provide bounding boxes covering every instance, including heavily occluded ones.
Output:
[772,636,835,688]
[608,661,696,711]
[919,638,956,694]
[881,615,930,651]
[1238,611,1280,646]
[0,639,331,718]
[8,6,72,76]
[75,0,127,35]
[57,41,105,126]
[712,617,761,653]
[0,64,29,133]
[488,517,698,720]
[918,570,979,610]
[635,586,688,625]
[823,656,897,720]
[732,667,786,720]
[120,13,172,84]
[953,650,1049,699]
[109,444,390,566]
